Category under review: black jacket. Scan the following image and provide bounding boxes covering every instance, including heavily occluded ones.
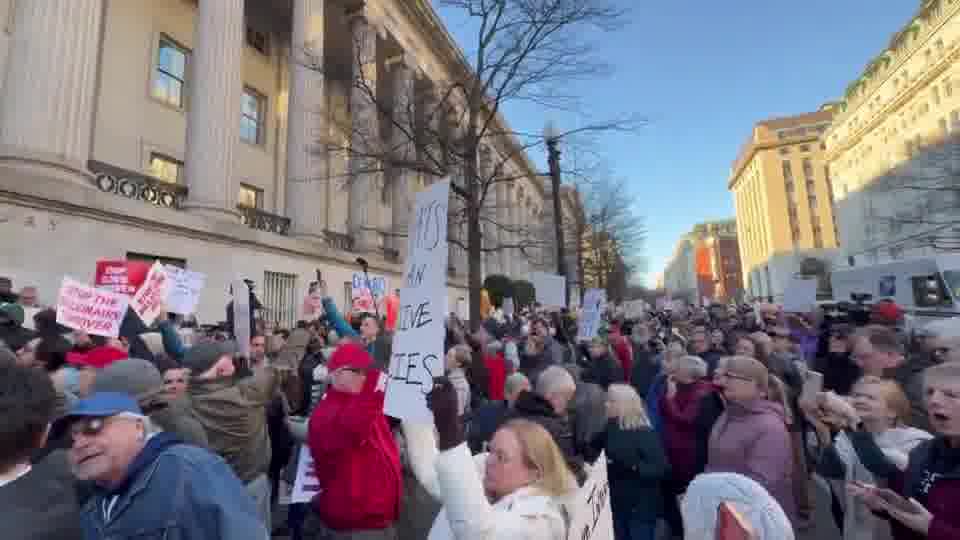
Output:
[2,451,82,540]
[581,353,624,390]
[592,420,669,520]
[630,347,659,396]
[502,391,585,483]
[466,400,510,454]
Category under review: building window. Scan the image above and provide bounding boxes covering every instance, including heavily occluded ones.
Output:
[127,252,187,269]
[951,110,960,128]
[808,194,818,208]
[152,36,189,108]
[238,183,263,209]
[240,87,266,145]
[147,153,183,184]
[785,179,794,193]
[940,117,949,135]
[262,271,297,329]
[782,160,793,180]
[799,144,810,152]
[779,147,790,155]
[933,86,942,106]
[246,26,270,56]
[945,77,953,98]
[813,228,823,249]
[802,158,814,178]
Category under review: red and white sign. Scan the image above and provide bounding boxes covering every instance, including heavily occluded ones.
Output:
[94,259,151,296]
[56,277,129,337]
[130,262,171,325]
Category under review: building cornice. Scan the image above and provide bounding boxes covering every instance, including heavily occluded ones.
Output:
[727,134,822,190]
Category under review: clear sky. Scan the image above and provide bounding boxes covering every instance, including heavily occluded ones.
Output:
[436,1,919,286]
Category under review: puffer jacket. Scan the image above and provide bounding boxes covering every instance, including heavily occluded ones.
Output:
[403,423,571,540]
[79,433,267,540]
[706,399,796,524]
[188,366,277,483]
[307,369,401,531]
[502,391,583,481]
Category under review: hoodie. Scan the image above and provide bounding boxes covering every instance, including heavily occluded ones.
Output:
[706,399,796,524]
[681,472,795,540]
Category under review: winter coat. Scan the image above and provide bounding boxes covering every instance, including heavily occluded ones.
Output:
[503,391,584,482]
[815,352,861,396]
[519,347,550,387]
[817,427,932,540]
[484,350,508,401]
[2,451,81,540]
[630,346,659,395]
[467,401,511,454]
[592,419,669,521]
[660,380,715,486]
[448,367,471,418]
[570,382,608,464]
[403,423,570,540]
[706,399,796,524]
[681,473,795,540]
[79,433,267,540]
[645,371,668,435]
[609,334,633,383]
[188,366,277,483]
[580,353,624,390]
[145,394,209,449]
[307,369,402,531]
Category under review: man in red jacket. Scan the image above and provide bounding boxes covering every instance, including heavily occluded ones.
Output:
[307,342,402,539]
[608,323,634,384]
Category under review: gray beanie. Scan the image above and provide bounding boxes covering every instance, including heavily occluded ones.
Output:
[92,358,163,399]
[182,341,236,375]
[680,473,795,540]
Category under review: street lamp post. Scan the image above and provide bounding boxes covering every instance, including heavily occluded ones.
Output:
[544,123,569,307]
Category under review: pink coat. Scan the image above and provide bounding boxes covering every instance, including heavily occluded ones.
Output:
[705,399,796,523]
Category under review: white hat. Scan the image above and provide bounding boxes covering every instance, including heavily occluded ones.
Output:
[680,473,794,540]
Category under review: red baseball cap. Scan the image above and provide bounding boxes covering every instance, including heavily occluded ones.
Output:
[327,342,374,372]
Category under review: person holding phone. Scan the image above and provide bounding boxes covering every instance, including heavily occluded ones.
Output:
[848,362,960,540]
[808,376,931,540]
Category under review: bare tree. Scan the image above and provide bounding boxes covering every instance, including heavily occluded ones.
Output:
[316,0,636,327]
[855,133,960,257]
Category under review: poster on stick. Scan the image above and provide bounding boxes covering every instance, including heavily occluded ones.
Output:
[129,262,171,325]
[94,259,151,296]
[351,272,387,313]
[531,271,567,308]
[578,288,606,341]
[164,266,206,315]
[782,277,817,313]
[289,446,321,505]
[56,277,130,338]
[383,180,449,423]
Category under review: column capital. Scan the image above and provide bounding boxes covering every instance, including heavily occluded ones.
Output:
[386,52,418,73]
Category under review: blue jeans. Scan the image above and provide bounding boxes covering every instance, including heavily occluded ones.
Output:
[613,511,656,540]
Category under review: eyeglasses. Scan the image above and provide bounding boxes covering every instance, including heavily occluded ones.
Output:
[68,417,110,439]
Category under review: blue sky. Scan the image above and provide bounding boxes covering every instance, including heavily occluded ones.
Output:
[436,1,919,286]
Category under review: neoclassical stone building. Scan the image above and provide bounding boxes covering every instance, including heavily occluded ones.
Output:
[0,0,572,325]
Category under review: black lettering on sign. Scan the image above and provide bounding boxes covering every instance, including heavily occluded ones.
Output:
[417,354,438,394]
[397,301,433,331]
[406,263,426,287]
[387,351,436,391]
[413,200,447,251]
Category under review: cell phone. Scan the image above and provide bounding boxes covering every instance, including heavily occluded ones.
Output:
[801,370,824,403]
[875,488,915,513]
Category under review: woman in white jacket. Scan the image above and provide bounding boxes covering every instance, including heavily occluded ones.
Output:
[405,377,578,540]
[810,376,932,540]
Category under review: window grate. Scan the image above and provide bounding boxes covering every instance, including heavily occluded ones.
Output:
[262,271,298,329]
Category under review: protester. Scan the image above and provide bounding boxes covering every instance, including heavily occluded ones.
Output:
[0,301,36,352]
[446,343,473,418]
[185,340,278,527]
[307,342,402,539]
[467,372,531,454]
[0,361,81,540]
[593,383,668,540]
[322,295,392,370]
[581,335,625,390]
[62,392,268,540]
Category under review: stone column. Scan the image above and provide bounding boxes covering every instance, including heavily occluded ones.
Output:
[346,9,380,251]
[0,0,103,184]
[285,0,328,240]
[183,0,245,221]
[387,54,416,259]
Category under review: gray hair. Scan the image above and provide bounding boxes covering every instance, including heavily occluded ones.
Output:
[536,365,576,397]
[504,372,530,396]
[673,355,708,379]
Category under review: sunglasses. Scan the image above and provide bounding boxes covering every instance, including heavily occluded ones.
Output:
[68,417,110,439]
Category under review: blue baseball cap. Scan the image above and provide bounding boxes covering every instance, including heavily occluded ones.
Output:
[63,392,143,420]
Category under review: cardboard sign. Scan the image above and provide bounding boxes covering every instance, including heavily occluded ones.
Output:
[502,297,515,317]
[129,262,171,325]
[384,180,450,423]
[56,276,130,337]
[716,502,756,540]
[94,260,151,296]
[782,277,817,313]
[531,271,567,308]
[351,272,387,313]
[578,288,606,341]
[289,446,321,505]
[232,280,251,358]
[164,266,206,315]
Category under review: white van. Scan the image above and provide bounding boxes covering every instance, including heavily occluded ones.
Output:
[830,255,960,318]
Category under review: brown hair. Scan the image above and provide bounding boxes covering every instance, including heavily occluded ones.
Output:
[723,355,793,425]
[500,419,578,497]
[855,325,904,355]
[852,375,911,426]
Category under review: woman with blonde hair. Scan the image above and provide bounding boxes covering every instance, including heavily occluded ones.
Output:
[594,383,668,540]
[809,376,931,540]
[404,378,578,540]
[707,355,797,525]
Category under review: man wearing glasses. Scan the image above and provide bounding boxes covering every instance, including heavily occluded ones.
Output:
[61,392,268,540]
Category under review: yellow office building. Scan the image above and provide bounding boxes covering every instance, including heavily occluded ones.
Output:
[729,107,840,300]
[826,0,960,265]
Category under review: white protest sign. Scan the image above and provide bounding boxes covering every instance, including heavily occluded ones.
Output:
[352,272,387,313]
[502,297,515,317]
[566,452,614,540]
[428,451,613,540]
[383,180,449,423]
[578,288,606,341]
[55,277,130,338]
[289,446,321,504]
[232,280,251,358]
[531,271,566,308]
[164,266,206,315]
[129,262,171,325]
[782,277,817,313]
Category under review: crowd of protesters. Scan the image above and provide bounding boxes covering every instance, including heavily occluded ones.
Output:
[2,273,960,540]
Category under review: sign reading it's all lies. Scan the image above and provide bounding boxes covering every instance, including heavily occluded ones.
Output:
[383,180,450,423]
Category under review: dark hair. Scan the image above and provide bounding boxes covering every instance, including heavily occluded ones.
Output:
[856,324,904,355]
[0,362,57,470]
[275,329,291,340]
[35,337,70,372]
